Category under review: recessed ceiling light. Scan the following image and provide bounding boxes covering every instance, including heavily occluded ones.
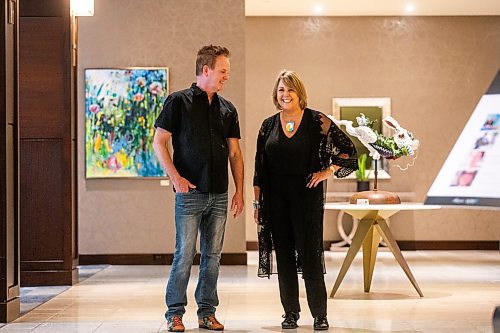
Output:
[405,4,415,13]
[313,4,323,14]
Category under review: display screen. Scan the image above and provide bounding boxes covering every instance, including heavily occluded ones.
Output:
[425,71,500,208]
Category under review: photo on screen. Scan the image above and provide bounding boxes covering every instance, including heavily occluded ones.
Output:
[473,131,497,149]
[481,113,500,130]
[466,150,485,168]
[450,170,478,187]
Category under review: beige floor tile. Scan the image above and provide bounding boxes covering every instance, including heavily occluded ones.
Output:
[0,250,498,333]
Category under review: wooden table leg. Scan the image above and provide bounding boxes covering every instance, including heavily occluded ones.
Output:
[330,219,373,297]
[363,223,380,292]
[375,219,424,297]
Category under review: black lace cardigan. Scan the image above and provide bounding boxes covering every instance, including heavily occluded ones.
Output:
[253,108,358,278]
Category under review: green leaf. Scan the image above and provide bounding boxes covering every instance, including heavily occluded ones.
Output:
[356,153,368,181]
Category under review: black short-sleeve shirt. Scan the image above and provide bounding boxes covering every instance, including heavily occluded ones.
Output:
[154,83,241,193]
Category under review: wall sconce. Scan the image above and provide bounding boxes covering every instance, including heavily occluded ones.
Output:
[70,0,94,67]
[70,0,95,17]
[8,0,16,24]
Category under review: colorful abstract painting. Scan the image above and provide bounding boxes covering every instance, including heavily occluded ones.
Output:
[85,68,168,178]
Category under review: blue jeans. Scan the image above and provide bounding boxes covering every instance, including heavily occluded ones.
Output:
[165,190,228,319]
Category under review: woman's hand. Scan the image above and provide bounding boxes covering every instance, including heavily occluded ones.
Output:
[307,169,332,188]
[254,208,259,224]
[253,187,261,224]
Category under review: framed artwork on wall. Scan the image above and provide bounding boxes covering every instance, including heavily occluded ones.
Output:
[85,67,169,178]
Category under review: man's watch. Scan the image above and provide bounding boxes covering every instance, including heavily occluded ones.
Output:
[252,200,261,209]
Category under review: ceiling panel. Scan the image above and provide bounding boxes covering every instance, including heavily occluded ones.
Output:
[246,0,500,16]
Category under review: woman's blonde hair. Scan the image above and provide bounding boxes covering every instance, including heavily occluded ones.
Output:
[272,70,308,110]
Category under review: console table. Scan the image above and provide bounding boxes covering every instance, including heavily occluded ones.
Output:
[324,203,441,297]
[326,192,415,248]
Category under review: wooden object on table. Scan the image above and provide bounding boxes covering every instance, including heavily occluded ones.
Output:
[350,159,401,204]
[326,192,414,248]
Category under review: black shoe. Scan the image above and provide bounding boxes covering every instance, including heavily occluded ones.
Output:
[281,312,299,329]
[313,315,329,330]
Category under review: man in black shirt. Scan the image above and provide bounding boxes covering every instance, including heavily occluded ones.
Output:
[153,45,244,332]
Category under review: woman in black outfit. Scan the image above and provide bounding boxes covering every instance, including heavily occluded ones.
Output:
[253,70,357,330]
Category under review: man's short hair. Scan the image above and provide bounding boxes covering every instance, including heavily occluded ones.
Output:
[196,45,230,76]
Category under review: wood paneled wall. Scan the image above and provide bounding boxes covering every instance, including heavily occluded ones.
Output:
[1,0,20,323]
[18,0,77,286]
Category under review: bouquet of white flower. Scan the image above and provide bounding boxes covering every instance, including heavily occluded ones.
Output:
[328,113,420,204]
[331,113,419,161]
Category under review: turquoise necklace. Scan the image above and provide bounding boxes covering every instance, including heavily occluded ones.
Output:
[283,110,301,132]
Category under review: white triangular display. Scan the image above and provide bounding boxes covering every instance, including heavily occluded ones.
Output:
[425,70,500,208]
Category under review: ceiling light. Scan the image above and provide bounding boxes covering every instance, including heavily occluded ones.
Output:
[405,4,415,13]
[313,4,323,14]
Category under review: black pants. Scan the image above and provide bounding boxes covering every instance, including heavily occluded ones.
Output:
[268,174,327,317]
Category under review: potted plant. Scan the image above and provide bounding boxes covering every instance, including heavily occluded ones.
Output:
[356,153,370,192]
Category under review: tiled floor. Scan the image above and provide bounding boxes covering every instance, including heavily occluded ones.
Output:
[18,266,108,316]
[1,250,499,332]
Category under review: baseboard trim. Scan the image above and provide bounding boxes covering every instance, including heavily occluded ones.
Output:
[246,241,334,251]
[246,242,258,251]
[20,268,78,287]
[78,241,497,266]
[79,253,247,265]
[397,241,499,251]
[247,241,499,251]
